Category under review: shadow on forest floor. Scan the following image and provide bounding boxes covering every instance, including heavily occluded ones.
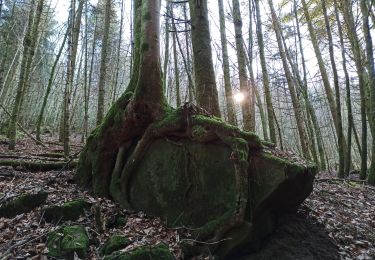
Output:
[240,210,340,260]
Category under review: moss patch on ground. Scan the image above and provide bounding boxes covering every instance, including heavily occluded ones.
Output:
[47,225,89,259]
[100,235,131,256]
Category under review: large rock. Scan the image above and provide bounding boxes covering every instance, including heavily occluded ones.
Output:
[118,138,315,258]
[77,109,316,258]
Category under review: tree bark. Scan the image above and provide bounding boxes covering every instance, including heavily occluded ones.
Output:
[188,0,220,116]
[36,26,69,141]
[334,0,352,176]
[232,0,254,131]
[218,0,236,125]
[268,0,310,159]
[340,0,368,180]
[8,0,44,150]
[255,0,276,143]
[321,0,345,177]
[96,0,112,125]
[360,0,375,185]
[171,7,181,107]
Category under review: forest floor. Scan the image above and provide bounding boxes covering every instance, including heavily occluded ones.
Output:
[0,136,374,259]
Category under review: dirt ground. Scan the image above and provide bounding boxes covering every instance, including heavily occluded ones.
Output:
[0,137,374,259]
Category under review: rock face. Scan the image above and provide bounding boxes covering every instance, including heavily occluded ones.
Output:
[120,138,315,257]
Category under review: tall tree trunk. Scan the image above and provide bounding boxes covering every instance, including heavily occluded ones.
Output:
[63,0,84,157]
[163,2,170,94]
[340,0,368,179]
[189,0,220,116]
[8,0,44,150]
[112,0,125,103]
[321,0,345,177]
[334,0,352,176]
[171,7,181,107]
[255,0,276,143]
[36,25,69,141]
[361,0,375,185]
[96,0,112,125]
[301,0,342,147]
[293,0,325,169]
[218,0,236,125]
[83,0,89,141]
[232,0,254,131]
[247,0,256,133]
[268,0,310,159]
[183,3,194,101]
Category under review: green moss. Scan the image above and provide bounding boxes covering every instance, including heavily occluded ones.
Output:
[191,125,207,137]
[43,199,91,223]
[0,192,48,218]
[192,115,262,148]
[104,244,173,260]
[153,106,182,129]
[100,235,131,256]
[47,225,89,259]
[261,152,305,173]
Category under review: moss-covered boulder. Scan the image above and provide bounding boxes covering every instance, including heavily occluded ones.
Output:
[43,199,91,223]
[76,106,316,259]
[47,225,89,259]
[0,192,48,218]
[103,244,173,260]
[100,235,131,256]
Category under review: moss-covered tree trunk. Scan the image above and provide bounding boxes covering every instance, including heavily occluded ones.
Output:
[76,0,164,196]
[188,0,220,117]
[8,0,43,150]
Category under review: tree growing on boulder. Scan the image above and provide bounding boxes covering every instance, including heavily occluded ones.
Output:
[75,0,316,258]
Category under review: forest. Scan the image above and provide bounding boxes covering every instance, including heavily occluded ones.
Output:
[0,0,374,259]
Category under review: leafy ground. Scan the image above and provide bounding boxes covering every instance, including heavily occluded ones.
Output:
[0,136,374,259]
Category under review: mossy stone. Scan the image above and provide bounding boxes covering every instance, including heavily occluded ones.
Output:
[0,192,48,218]
[100,235,131,256]
[43,199,91,223]
[128,138,237,229]
[47,225,89,259]
[104,244,173,260]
